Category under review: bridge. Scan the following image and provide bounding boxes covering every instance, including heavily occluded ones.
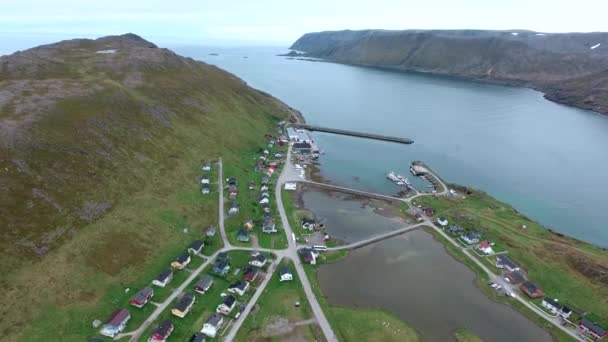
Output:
[327,223,425,251]
[291,124,414,144]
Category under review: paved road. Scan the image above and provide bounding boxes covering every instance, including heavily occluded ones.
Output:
[326,223,425,251]
[223,258,280,341]
[218,158,231,248]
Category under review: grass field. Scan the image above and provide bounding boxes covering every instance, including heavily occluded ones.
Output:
[415,188,608,332]
[234,259,323,341]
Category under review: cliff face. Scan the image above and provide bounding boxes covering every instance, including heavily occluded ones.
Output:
[291,30,608,114]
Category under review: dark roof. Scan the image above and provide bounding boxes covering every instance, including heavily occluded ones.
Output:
[175,293,195,312]
[506,271,525,282]
[244,266,258,277]
[132,287,153,303]
[206,313,223,326]
[561,306,572,314]
[223,295,237,307]
[280,266,291,275]
[496,255,519,269]
[156,269,173,282]
[252,254,266,262]
[293,142,312,149]
[521,281,541,294]
[152,319,173,337]
[543,297,563,310]
[176,252,190,264]
[581,318,607,336]
[237,228,248,237]
[106,309,130,326]
[217,252,229,261]
[190,333,205,342]
[195,275,214,289]
[301,218,315,225]
[230,201,238,208]
[189,240,204,251]
[229,280,248,290]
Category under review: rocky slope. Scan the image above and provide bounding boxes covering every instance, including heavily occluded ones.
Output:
[291,29,608,114]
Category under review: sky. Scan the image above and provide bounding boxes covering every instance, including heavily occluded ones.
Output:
[0,0,607,51]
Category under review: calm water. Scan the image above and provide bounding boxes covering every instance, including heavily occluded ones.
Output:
[173,45,608,247]
[319,230,553,342]
[300,190,403,244]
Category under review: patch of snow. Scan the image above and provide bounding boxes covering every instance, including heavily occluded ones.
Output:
[96,49,116,54]
[535,33,546,36]
[590,43,601,50]
[511,32,519,36]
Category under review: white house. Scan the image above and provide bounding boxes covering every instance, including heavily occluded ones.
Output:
[542,297,572,318]
[259,197,269,205]
[216,295,237,315]
[153,269,173,288]
[477,241,494,255]
[201,313,223,338]
[437,217,448,227]
[280,267,293,282]
[284,182,297,191]
[249,254,267,267]
[227,280,250,296]
[201,178,210,184]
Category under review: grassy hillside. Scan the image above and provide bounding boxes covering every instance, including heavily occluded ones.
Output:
[0,34,291,341]
[290,29,608,114]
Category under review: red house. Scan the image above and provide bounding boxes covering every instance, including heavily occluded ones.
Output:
[520,281,544,298]
[130,287,154,308]
[150,319,174,342]
[422,208,435,216]
[579,318,608,340]
[243,266,259,282]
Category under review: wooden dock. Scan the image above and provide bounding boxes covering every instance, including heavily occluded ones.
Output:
[291,124,414,144]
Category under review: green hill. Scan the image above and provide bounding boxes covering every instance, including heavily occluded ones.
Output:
[0,34,292,341]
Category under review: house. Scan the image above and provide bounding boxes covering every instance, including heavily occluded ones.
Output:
[261,202,270,213]
[262,216,277,233]
[496,255,520,272]
[217,251,230,262]
[259,197,269,205]
[100,309,131,338]
[275,152,283,158]
[227,177,238,186]
[149,319,174,342]
[200,176,210,184]
[249,254,267,267]
[189,332,205,342]
[301,218,316,230]
[171,293,195,318]
[202,163,211,171]
[229,190,237,199]
[280,266,293,282]
[261,176,270,185]
[579,318,608,340]
[243,266,259,281]
[477,241,494,255]
[244,220,254,231]
[206,226,216,237]
[194,274,214,294]
[201,184,210,194]
[153,269,173,288]
[284,182,297,191]
[422,208,435,216]
[254,163,263,173]
[436,217,448,227]
[520,281,544,298]
[130,287,154,308]
[248,180,256,190]
[292,142,312,153]
[228,202,239,215]
[227,280,250,296]
[171,253,191,270]
[263,149,270,155]
[414,213,423,222]
[237,228,250,242]
[213,260,230,276]
[260,185,269,192]
[216,295,237,315]
[505,271,525,284]
[260,191,270,198]
[461,231,482,245]
[300,248,317,265]
[446,225,464,234]
[188,240,205,254]
[541,298,572,319]
[201,313,224,338]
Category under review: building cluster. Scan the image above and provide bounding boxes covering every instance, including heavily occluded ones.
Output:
[97,239,206,340]
[200,162,212,195]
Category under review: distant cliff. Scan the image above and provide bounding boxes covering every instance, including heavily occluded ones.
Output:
[291,29,608,114]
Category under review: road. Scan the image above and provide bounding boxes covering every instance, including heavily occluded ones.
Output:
[217,158,231,248]
[222,258,280,341]
[275,147,339,342]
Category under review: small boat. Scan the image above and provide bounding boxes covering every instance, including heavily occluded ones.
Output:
[396,181,406,186]
[386,172,400,182]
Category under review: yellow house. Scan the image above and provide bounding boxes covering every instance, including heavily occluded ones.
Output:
[171,293,195,318]
[171,253,191,270]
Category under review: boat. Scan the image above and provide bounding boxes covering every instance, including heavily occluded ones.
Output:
[386,172,400,182]
[397,174,411,185]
